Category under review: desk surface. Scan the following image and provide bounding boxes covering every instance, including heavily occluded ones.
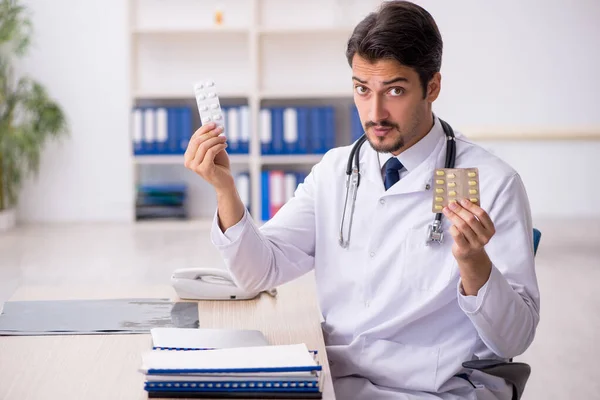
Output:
[0,273,335,400]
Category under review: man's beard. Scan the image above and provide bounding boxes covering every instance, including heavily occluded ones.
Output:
[364,113,421,154]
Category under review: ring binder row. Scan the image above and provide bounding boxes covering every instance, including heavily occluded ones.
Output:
[132,104,367,157]
[140,343,323,399]
[261,170,308,221]
[145,380,320,391]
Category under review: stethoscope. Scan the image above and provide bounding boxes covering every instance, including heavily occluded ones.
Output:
[339,118,456,248]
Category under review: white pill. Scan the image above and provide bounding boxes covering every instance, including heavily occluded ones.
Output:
[213,113,222,120]
[206,81,214,87]
[204,117,212,122]
[210,103,219,109]
[207,92,216,98]
[196,83,204,89]
[200,105,208,111]
[197,94,205,100]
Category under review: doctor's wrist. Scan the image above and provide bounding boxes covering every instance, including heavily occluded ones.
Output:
[457,252,492,296]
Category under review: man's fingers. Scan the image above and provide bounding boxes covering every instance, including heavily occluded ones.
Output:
[449,202,488,241]
[449,225,469,249]
[458,199,495,234]
[443,205,478,245]
[200,143,228,169]
[190,135,227,169]
[184,123,222,167]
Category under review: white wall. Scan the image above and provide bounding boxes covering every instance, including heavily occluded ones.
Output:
[15,0,600,222]
[16,0,132,223]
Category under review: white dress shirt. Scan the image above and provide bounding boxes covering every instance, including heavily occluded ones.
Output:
[211,116,540,399]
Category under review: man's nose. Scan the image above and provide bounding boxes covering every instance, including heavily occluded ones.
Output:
[368,95,389,123]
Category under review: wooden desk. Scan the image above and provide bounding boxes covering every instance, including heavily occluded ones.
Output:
[0,272,335,400]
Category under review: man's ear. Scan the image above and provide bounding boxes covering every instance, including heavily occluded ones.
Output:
[426,72,442,102]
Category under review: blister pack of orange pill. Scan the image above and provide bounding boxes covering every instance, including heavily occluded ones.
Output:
[432,168,480,212]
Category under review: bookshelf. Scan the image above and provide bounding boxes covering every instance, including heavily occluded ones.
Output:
[128,0,380,222]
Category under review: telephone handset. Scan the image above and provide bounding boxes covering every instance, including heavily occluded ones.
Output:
[171,268,277,301]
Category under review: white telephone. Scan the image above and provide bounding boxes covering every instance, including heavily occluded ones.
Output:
[171,268,277,301]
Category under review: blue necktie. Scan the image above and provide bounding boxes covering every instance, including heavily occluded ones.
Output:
[384,157,404,190]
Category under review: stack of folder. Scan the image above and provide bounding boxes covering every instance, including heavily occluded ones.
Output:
[136,184,187,220]
[140,343,323,398]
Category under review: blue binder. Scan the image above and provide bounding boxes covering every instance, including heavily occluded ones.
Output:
[179,107,192,154]
[322,106,335,151]
[308,107,322,154]
[260,108,273,156]
[132,108,144,155]
[167,107,179,154]
[296,107,309,154]
[271,108,284,155]
[261,170,270,221]
[142,107,156,155]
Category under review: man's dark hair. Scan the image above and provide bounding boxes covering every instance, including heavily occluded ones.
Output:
[346,1,443,98]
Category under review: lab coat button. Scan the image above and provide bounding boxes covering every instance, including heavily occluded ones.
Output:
[365,301,370,307]
[379,199,385,205]
[369,252,375,257]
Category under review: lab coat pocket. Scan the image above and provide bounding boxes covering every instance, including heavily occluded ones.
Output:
[402,226,455,291]
[362,338,440,392]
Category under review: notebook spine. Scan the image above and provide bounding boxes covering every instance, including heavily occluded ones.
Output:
[145,380,320,392]
[147,366,322,375]
[152,347,319,354]
[153,346,215,351]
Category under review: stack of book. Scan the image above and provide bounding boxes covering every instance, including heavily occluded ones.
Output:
[140,343,323,398]
[136,184,187,220]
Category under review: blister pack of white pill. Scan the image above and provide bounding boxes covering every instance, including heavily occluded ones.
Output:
[193,79,225,132]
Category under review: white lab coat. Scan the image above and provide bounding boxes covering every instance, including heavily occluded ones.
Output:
[211,116,540,399]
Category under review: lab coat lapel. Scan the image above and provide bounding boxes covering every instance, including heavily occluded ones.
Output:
[360,135,447,196]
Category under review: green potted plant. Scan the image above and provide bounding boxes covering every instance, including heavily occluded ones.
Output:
[0,0,69,230]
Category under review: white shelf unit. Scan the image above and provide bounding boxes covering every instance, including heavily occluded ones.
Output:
[128,0,381,222]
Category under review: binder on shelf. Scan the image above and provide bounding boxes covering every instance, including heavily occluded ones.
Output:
[308,107,336,154]
[269,170,285,218]
[155,107,168,154]
[179,107,192,153]
[143,108,156,154]
[283,107,298,154]
[167,107,179,154]
[225,107,239,154]
[271,107,284,155]
[296,107,310,155]
[239,105,250,154]
[322,106,335,152]
[284,173,297,203]
[235,172,251,213]
[261,170,270,221]
[260,108,273,155]
[132,108,143,155]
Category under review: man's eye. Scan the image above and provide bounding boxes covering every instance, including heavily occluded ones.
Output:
[389,87,405,96]
[355,85,368,95]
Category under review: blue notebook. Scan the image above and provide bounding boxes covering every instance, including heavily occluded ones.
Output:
[140,343,322,397]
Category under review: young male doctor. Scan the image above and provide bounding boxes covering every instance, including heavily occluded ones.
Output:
[184,1,540,398]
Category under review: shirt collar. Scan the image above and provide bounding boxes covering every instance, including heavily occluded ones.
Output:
[379,115,445,174]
